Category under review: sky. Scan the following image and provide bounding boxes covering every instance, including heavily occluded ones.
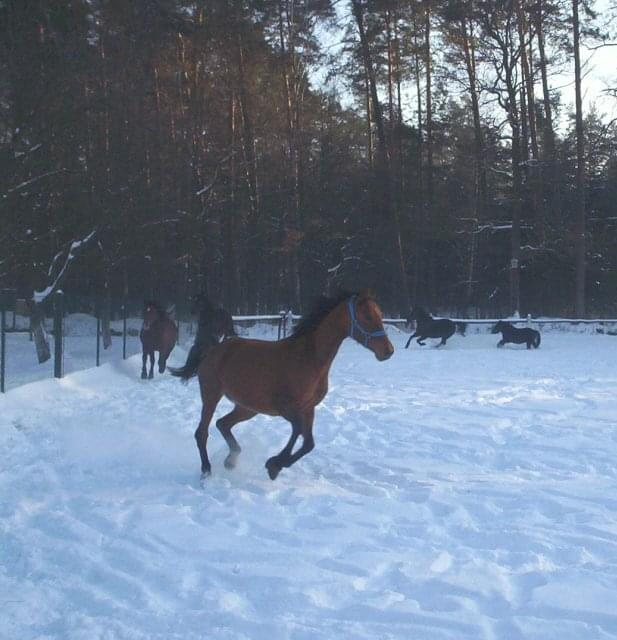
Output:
[312,0,617,129]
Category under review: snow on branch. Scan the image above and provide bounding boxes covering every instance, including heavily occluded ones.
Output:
[4,169,65,196]
[33,229,97,304]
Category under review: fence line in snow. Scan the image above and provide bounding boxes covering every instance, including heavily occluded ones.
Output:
[2,291,617,393]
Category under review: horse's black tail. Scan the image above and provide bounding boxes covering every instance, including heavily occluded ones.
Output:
[168,344,202,383]
[456,322,467,337]
[170,334,221,383]
[533,331,541,348]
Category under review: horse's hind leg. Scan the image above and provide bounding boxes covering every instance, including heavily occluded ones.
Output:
[404,332,417,349]
[266,409,314,480]
[217,406,256,469]
[195,383,222,477]
[159,350,168,373]
[437,337,447,347]
[148,351,155,378]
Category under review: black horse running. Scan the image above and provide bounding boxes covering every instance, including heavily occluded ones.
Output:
[171,293,236,382]
[492,320,541,349]
[404,307,466,348]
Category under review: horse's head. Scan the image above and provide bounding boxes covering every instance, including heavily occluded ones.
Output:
[348,290,394,361]
[190,291,215,316]
[491,320,507,334]
[143,300,162,330]
[407,306,429,325]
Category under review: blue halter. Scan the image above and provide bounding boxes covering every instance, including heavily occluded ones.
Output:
[347,295,387,347]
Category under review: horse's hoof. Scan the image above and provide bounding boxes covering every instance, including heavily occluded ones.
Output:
[201,468,211,479]
[265,457,281,481]
[159,366,165,373]
[224,453,238,470]
[148,372,154,379]
[141,372,147,379]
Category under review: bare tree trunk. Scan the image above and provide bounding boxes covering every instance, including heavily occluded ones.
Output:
[223,94,239,310]
[277,0,302,310]
[460,16,486,305]
[572,0,586,316]
[424,0,433,219]
[236,34,258,217]
[423,0,435,308]
[535,0,560,237]
[509,95,522,315]
[351,0,410,313]
[365,67,374,168]
[503,42,523,314]
[413,38,424,304]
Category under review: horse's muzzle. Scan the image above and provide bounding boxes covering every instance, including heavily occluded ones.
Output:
[375,343,394,361]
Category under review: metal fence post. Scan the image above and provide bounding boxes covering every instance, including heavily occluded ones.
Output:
[1,307,6,393]
[53,291,64,379]
[122,300,127,360]
[277,311,285,340]
[96,310,101,367]
[0,289,16,392]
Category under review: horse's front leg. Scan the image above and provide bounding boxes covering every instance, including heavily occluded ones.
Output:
[141,350,148,379]
[417,336,426,346]
[266,409,315,480]
[404,332,417,349]
[497,339,505,348]
[159,351,168,373]
[148,351,155,378]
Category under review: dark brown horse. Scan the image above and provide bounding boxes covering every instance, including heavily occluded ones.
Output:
[175,293,236,386]
[171,290,394,480]
[140,301,178,379]
[190,291,235,341]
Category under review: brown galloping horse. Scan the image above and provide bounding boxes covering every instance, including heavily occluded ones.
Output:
[140,301,178,379]
[171,290,394,480]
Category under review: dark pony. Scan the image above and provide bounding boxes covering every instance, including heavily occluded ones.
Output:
[140,301,178,379]
[405,307,466,348]
[172,289,393,480]
[492,320,541,349]
[190,292,235,340]
[170,292,236,383]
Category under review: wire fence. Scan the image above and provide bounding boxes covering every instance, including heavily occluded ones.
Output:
[0,291,300,393]
[2,288,617,393]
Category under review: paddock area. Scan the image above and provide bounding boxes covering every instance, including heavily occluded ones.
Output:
[2,329,617,639]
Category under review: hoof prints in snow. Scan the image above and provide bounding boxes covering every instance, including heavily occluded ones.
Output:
[2,333,617,639]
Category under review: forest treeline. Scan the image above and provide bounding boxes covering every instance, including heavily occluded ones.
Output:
[1,0,616,317]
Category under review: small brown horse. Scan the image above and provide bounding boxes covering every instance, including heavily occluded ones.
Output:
[171,290,394,480]
[140,301,178,379]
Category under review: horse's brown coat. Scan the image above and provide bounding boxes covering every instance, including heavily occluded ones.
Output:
[140,302,178,379]
[192,290,394,480]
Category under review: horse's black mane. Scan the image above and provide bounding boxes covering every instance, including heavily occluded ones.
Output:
[290,290,357,339]
[192,292,217,314]
[144,300,167,319]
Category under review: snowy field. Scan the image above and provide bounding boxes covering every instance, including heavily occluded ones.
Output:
[2,327,617,639]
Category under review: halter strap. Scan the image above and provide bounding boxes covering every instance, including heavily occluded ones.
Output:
[348,295,387,347]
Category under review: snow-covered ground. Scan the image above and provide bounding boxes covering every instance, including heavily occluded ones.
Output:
[2,328,617,639]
